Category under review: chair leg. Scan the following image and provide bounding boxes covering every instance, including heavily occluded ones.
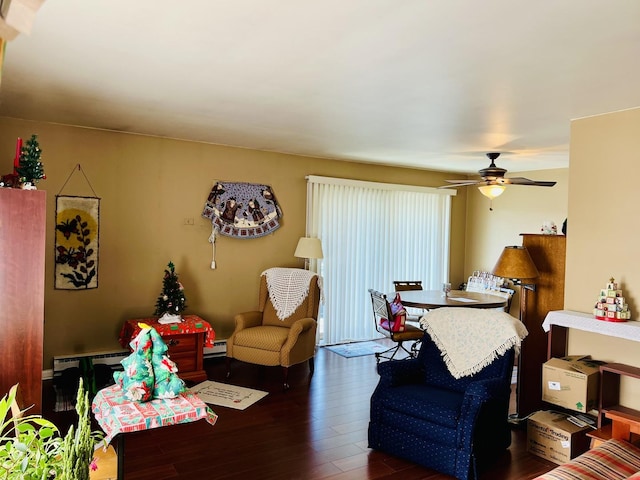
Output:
[397,341,416,358]
[308,357,315,376]
[375,342,402,362]
[282,366,290,391]
[225,357,232,379]
[376,339,421,362]
[410,339,422,358]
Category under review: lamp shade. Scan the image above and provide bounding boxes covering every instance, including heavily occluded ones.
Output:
[492,245,539,280]
[478,184,506,199]
[294,237,323,259]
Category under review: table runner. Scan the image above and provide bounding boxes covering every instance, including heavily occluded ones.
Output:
[543,310,640,341]
[119,315,215,348]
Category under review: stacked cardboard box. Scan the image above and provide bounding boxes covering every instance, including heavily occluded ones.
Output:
[527,411,592,464]
[542,355,604,413]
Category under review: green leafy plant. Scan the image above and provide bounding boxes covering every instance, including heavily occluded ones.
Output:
[0,380,103,479]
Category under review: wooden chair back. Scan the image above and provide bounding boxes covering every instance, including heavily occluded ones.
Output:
[466,271,514,312]
[393,280,423,291]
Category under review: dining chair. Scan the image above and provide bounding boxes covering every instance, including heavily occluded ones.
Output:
[369,289,424,363]
[466,271,514,313]
[392,280,423,291]
[393,280,425,323]
[465,284,515,313]
[497,287,515,312]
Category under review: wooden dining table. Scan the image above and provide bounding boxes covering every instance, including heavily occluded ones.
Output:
[394,289,508,310]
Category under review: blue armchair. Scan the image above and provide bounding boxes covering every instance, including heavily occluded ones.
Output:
[368,329,515,480]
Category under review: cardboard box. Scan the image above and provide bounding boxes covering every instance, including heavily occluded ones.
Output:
[542,355,604,413]
[527,410,591,465]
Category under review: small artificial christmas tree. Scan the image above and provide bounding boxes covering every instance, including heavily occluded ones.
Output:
[154,261,187,323]
[17,134,46,187]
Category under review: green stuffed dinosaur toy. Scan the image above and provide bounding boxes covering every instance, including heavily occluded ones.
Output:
[114,322,186,402]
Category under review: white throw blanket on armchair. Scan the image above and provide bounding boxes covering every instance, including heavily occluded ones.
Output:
[262,267,318,320]
[420,307,528,379]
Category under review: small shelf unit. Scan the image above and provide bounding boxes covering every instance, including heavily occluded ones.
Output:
[599,363,640,429]
[543,310,640,433]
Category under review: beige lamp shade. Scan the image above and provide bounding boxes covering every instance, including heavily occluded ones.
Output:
[478,184,506,200]
[294,237,323,259]
[492,246,539,280]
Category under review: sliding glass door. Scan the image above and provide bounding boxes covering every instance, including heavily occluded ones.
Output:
[305,176,454,345]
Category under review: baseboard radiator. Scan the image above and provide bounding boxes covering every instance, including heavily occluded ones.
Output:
[44,340,227,380]
[45,349,130,380]
[204,339,227,358]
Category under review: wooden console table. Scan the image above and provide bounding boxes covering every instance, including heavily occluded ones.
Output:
[543,310,640,359]
[119,315,215,383]
[544,310,640,429]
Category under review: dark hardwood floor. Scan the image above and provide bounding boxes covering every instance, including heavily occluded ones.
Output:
[43,342,557,479]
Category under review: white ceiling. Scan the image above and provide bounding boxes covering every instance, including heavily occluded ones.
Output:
[1,0,639,175]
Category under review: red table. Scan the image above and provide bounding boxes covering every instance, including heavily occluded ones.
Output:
[119,314,214,383]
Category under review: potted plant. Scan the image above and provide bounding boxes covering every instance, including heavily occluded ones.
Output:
[0,379,103,479]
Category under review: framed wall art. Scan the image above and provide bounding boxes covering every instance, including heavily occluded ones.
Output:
[54,195,100,289]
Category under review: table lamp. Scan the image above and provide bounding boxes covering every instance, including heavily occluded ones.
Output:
[294,237,323,270]
[492,245,539,424]
[492,245,539,321]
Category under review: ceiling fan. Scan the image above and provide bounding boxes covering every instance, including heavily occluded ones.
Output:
[441,152,556,199]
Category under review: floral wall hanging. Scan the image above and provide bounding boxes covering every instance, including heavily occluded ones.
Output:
[54,195,100,289]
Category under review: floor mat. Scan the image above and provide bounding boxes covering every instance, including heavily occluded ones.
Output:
[324,340,388,358]
[189,381,268,410]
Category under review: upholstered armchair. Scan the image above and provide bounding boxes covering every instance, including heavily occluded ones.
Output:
[368,308,525,480]
[226,268,320,390]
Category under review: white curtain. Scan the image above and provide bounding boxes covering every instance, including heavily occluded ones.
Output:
[306,175,455,345]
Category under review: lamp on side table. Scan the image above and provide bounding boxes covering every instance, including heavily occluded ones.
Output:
[493,245,539,425]
[294,236,323,270]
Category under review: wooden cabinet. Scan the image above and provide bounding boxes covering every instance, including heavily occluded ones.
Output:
[517,234,566,417]
[164,332,206,383]
[0,189,46,413]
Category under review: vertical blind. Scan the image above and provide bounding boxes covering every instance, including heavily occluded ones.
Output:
[306,176,455,345]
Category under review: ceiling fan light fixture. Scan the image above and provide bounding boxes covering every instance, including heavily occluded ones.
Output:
[478,184,506,199]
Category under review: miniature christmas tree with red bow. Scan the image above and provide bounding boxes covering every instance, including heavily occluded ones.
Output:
[154,261,187,323]
[17,134,46,186]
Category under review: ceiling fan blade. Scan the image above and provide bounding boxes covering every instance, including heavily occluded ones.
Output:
[444,179,480,185]
[440,180,483,188]
[502,177,557,187]
[530,181,557,187]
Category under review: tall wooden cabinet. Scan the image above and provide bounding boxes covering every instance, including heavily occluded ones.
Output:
[517,233,566,417]
[0,188,46,413]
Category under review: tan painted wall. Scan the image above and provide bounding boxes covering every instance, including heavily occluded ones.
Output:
[0,117,468,368]
[464,168,569,277]
[567,107,640,407]
[464,107,640,410]
[463,168,569,317]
